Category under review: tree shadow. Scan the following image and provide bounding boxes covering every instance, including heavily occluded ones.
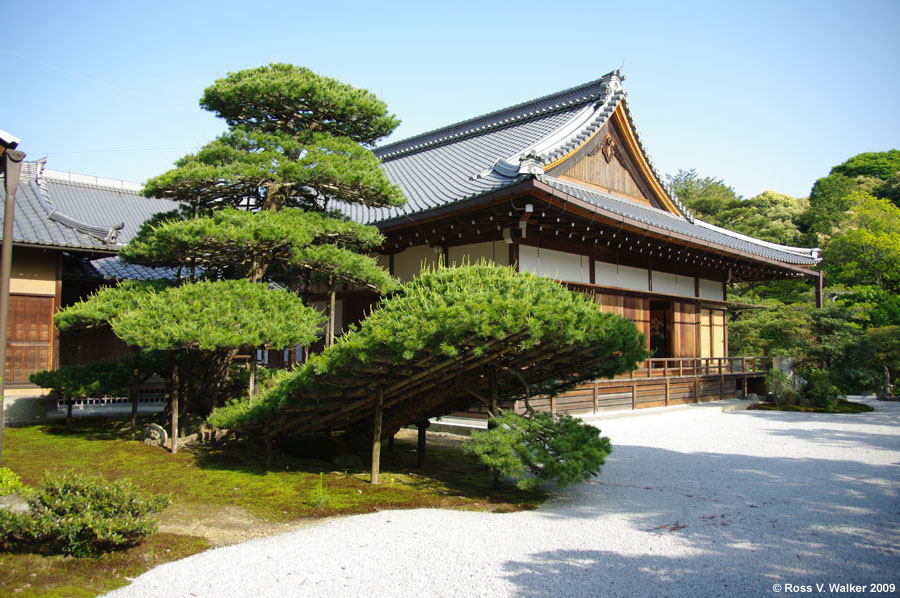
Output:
[503,435,899,596]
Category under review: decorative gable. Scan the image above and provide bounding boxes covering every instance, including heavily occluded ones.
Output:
[543,103,683,216]
[557,132,652,206]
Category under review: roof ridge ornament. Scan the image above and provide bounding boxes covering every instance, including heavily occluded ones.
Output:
[518,152,544,175]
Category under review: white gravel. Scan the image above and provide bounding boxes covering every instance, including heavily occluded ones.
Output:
[104,398,900,598]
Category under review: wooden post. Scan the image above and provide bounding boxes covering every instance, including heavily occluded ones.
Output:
[665,377,670,406]
[550,395,557,415]
[592,381,599,413]
[632,381,637,410]
[743,375,748,399]
[370,387,383,484]
[170,361,179,454]
[720,374,725,400]
[416,420,429,468]
[694,378,700,404]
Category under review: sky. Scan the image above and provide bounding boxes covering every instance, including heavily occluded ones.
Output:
[2,0,899,200]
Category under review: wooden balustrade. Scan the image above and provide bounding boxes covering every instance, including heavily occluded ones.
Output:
[617,356,766,380]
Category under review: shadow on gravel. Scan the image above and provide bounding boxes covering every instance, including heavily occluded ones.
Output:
[728,408,900,453]
[503,549,707,598]
[505,403,900,595]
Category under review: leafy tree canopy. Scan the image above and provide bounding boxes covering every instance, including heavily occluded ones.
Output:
[199,63,400,146]
[53,281,168,332]
[666,169,742,224]
[111,279,324,353]
[717,190,808,246]
[144,64,405,212]
[823,193,900,294]
[120,208,396,292]
[830,149,900,180]
[463,411,613,490]
[209,265,648,435]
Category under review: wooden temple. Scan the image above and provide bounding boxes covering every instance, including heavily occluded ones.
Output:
[334,70,822,414]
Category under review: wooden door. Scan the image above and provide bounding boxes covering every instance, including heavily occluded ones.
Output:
[5,295,54,384]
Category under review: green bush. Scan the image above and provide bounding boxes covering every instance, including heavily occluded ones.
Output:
[0,471,170,557]
[0,467,25,496]
[464,411,613,490]
[767,370,801,405]
[804,368,841,411]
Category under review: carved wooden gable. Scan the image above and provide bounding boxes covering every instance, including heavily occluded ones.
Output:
[545,104,680,215]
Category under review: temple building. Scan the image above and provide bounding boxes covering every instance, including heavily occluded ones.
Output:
[338,70,822,412]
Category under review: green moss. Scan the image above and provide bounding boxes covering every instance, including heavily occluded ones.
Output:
[1,420,541,596]
[0,533,208,597]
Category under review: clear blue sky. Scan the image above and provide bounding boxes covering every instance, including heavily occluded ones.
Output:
[3,0,898,200]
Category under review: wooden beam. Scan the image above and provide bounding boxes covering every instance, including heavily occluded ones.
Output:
[371,387,383,484]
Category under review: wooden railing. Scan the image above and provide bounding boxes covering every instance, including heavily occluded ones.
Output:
[617,356,767,380]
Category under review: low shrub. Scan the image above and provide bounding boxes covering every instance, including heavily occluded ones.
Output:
[0,467,25,496]
[803,368,841,411]
[0,471,170,557]
[464,411,612,490]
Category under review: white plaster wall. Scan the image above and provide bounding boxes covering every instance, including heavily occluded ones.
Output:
[699,278,724,300]
[594,260,618,286]
[394,245,439,281]
[448,241,509,267]
[652,271,678,295]
[675,274,696,297]
[619,265,649,291]
[518,246,588,283]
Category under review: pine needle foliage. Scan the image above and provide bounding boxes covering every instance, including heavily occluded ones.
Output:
[110,279,324,352]
[144,63,404,212]
[209,265,647,433]
[463,411,613,489]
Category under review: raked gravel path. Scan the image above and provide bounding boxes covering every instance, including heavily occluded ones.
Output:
[104,398,900,598]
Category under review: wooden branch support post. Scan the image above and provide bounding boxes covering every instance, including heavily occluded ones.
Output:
[416,420,430,468]
[371,387,383,484]
[170,360,179,454]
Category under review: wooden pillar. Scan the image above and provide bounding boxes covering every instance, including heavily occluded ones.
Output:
[665,377,670,406]
[631,380,637,410]
[488,367,499,418]
[694,378,700,404]
[170,359,179,454]
[720,374,725,400]
[550,395,557,415]
[416,420,429,468]
[370,387,383,484]
[592,381,599,413]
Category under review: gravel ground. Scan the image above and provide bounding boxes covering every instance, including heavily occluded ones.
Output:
[104,398,900,598]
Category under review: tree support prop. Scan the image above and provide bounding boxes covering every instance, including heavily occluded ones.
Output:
[370,387,383,484]
[416,419,430,468]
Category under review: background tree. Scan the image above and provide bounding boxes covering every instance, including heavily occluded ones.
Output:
[666,169,742,225]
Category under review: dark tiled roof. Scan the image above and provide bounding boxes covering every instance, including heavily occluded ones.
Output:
[0,162,178,251]
[62,253,178,281]
[347,71,818,266]
[538,176,819,266]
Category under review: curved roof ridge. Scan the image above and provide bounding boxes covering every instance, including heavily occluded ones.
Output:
[692,219,821,259]
[375,71,621,161]
[42,168,144,194]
